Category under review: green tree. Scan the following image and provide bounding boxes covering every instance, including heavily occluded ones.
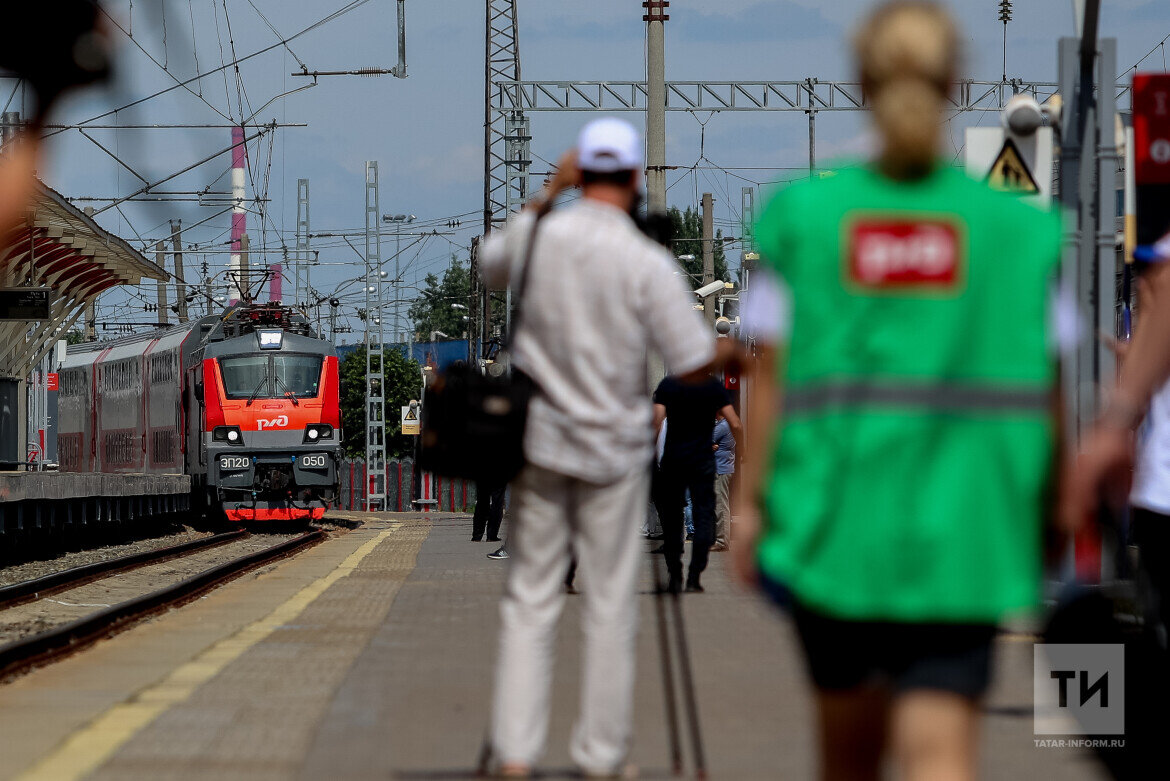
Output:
[65,330,84,345]
[408,257,471,342]
[667,205,728,287]
[338,347,423,459]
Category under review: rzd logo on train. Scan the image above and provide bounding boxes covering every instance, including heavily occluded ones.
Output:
[847,218,963,292]
[257,415,290,430]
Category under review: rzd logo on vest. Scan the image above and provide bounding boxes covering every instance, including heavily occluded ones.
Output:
[847,219,962,292]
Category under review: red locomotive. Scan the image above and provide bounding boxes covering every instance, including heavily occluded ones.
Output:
[58,304,342,522]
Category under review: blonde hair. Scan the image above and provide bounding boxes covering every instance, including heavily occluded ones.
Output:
[854,1,959,175]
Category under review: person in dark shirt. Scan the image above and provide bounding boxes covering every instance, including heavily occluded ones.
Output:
[653,374,742,592]
[471,479,506,542]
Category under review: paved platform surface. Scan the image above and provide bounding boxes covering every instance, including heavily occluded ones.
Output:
[0,513,1108,780]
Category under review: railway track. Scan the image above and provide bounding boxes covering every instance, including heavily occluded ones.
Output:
[0,528,326,679]
[0,529,247,610]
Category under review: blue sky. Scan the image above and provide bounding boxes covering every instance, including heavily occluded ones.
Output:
[12,0,1170,337]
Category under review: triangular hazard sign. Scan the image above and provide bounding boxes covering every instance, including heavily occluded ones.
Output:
[987,137,1039,194]
[404,406,418,421]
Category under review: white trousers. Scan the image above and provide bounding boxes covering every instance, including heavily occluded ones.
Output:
[491,463,649,774]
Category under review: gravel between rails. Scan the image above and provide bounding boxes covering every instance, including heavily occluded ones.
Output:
[0,533,304,646]
[0,526,216,587]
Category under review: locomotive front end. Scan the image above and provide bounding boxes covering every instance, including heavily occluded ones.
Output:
[203,328,342,522]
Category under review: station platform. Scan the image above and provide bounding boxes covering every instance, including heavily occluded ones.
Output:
[0,513,1107,780]
[0,472,191,536]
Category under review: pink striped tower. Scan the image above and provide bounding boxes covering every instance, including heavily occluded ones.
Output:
[230,126,246,303]
[269,261,282,302]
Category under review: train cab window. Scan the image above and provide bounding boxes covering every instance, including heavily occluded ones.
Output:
[220,356,270,399]
[218,354,324,400]
[273,355,323,398]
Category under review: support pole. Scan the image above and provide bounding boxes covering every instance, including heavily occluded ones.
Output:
[701,192,715,322]
[202,257,213,315]
[395,228,401,347]
[1096,38,1118,403]
[469,237,481,364]
[741,185,756,286]
[84,301,96,342]
[503,114,530,341]
[169,219,188,323]
[393,0,408,78]
[155,241,169,326]
[644,1,669,214]
[808,110,817,176]
[295,179,310,308]
[239,234,251,304]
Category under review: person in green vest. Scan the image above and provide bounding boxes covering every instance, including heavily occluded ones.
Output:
[733,3,1064,780]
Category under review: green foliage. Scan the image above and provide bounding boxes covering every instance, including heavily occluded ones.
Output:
[667,206,728,286]
[407,256,471,342]
[65,330,85,345]
[338,347,423,459]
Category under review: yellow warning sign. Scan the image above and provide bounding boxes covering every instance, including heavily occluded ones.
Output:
[401,405,420,435]
[986,138,1039,194]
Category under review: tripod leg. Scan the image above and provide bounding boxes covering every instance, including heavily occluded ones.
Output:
[669,586,708,780]
[651,546,684,776]
[475,731,492,777]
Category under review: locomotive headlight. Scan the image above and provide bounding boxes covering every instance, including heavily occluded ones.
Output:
[212,425,244,444]
[303,424,333,443]
[257,330,283,350]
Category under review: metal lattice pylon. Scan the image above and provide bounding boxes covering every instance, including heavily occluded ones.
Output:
[473,0,530,361]
[482,0,530,233]
[294,179,310,308]
[364,162,387,511]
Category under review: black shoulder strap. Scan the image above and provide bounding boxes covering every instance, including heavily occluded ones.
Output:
[502,206,549,351]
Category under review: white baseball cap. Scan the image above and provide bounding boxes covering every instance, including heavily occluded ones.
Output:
[576,118,642,173]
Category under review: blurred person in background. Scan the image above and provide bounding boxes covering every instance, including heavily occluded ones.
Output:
[733,3,1064,780]
[711,409,736,551]
[1066,255,1170,528]
[1120,260,1170,646]
[653,373,740,593]
[478,117,718,778]
[0,1,111,233]
[472,478,506,542]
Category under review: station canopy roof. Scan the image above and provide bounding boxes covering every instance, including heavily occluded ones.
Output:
[0,181,166,378]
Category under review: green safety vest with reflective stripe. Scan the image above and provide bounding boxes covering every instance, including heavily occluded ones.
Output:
[754,164,1061,623]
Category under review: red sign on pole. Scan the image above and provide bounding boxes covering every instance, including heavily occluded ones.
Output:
[1134,73,1170,185]
[46,372,58,392]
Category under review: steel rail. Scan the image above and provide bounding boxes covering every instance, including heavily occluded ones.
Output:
[0,529,247,610]
[0,529,325,678]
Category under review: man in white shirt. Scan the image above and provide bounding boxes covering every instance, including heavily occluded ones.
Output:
[478,118,717,778]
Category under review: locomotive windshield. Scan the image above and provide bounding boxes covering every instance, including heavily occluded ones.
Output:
[220,354,323,400]
[220,356,268,399]
[273,355,323,397]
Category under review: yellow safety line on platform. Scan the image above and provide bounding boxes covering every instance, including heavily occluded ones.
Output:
[16,526,399,781]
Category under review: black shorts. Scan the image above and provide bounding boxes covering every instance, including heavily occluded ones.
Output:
[761,576,997,700]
